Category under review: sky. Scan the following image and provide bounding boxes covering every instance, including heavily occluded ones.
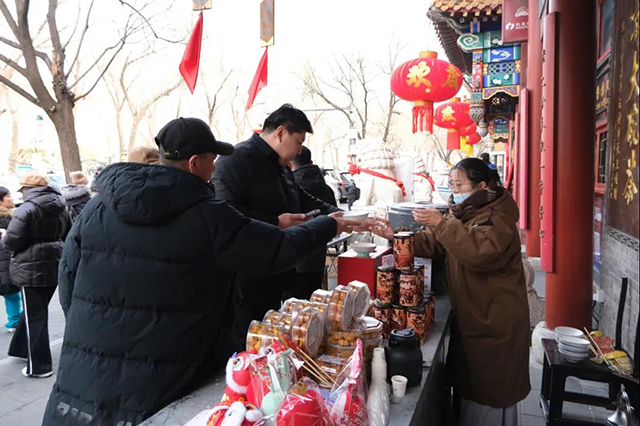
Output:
[0,0,450,173]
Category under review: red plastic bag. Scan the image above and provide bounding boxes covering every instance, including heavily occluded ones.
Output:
[328,340,369,426]
[276,378,332,426]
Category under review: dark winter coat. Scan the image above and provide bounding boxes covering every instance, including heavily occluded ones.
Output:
[414,191,530,407]
[3,186,70,287]
[60,184,91,223]
[292,164,338,273]
[212,133,340,292]
[42,163,337,426]
[0,208,19,295]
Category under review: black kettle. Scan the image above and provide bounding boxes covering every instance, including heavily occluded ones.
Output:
[385,328,423,387]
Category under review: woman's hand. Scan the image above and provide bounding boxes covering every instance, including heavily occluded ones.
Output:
[413,208,444,227]
[370,218,394,240]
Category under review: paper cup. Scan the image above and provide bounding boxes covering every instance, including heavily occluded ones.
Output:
[391,375,408,403]
[372,348,386,363]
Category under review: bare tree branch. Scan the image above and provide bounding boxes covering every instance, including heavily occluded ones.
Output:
[47,0,66,77]
[62,0,82,50]
[0,73,39,106]
[73,39,126,101]
[0,35,52,69]
[203,68,233,126]
[118,0,185,44]
[0,53,28,77]
[68,36,124,90]
[65,0,96,78]
[0,1,19,39]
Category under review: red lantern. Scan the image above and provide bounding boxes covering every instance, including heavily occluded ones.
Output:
[391,51,463,133]
[459,122,477,138]
[434,97,475,150]
[467,132,482,145]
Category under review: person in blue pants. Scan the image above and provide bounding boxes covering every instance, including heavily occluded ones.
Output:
[0,186,22,332]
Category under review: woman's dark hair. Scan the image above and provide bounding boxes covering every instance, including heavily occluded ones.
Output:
[263,104,314,135]
[0,186,9,201]
[450,158,502,187]
[292,145,312,168]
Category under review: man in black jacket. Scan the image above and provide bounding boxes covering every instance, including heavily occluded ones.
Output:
[3,172,71,378]
[42,117,354,426]
[213,104,341,346]
[291,146,337,298]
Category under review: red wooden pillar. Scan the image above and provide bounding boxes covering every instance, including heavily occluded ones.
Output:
[544,0,596,330]
[526,0,542,257]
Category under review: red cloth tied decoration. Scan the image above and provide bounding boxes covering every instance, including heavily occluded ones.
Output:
[349,163,407,197]
[412,173,436,191]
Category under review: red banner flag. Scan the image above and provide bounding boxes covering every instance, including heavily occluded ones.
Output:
[246,47,268,111]
[179,12,204,94]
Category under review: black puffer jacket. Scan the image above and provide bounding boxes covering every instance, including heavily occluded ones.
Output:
[292,164,338,273]
[0,208,19,295]
[3,186,70,287]
[60,184,91,223]
[42,163,337,426]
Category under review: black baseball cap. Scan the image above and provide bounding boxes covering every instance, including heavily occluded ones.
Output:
[154,117,234,160]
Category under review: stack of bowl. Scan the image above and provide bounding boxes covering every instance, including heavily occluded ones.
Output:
[555,326,591,363]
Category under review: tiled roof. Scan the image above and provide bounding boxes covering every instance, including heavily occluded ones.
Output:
[431,0,502,15]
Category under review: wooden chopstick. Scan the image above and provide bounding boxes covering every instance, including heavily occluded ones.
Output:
[278,333,335,386]
[583,328,619,372]
[301,364,332,387]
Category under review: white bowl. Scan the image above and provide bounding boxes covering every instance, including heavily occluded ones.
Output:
[351,242,377,256]
[559,336,590,346]
[555,326,583,340]
[562,353,588,363]
[559,344,589,355]
[342,211,369,222]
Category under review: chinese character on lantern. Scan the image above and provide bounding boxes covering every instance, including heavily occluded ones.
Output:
[434,98,475,150]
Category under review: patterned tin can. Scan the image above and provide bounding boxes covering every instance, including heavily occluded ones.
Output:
[372,300,392,338]
[390,303,407,331]
[393,232,415,270]
[407,304,428,344]
[399,268,422,307]
[376,266,397,304]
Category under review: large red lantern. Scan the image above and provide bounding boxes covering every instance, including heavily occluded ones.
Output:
[391,51,463,133]
[434,97,475,150]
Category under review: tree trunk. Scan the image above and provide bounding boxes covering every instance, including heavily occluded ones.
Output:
[116,109,126,161]
[128,114,143,155]
[49,99,82,181]
[8,107,19,174]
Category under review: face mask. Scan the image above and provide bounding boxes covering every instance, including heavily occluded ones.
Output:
[452,192,472,204]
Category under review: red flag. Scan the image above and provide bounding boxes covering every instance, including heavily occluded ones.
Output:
[246,47,268,111]
[179,12,203,94]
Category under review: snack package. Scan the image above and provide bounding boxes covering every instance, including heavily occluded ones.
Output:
[291,307,324,358]
[328,285,356,330]
[329,340,369,426]
[246,321,282,354]
[311,289,333,304]
[347,281,372,319]
[276,378,332,426]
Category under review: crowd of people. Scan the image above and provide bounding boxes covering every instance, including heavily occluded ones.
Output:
[0,103,529,426]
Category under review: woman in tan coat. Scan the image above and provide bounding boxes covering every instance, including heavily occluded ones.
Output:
[372,158,530,426]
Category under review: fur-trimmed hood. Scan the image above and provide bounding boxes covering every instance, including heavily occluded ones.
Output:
[61,184,92,206]
[0,205,12,219]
